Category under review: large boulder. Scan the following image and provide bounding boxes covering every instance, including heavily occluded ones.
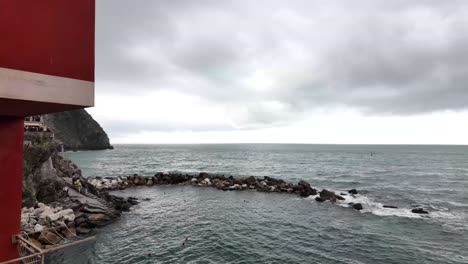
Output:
[298,180,317,197]
[352,203,363,210]
[75,216,87,227]
[81,206,108,214]
[245,176,257,185]
[34,224,44,232]
[319,189,344,202]
[58,209,75,222]
[86,213,112,227]
[76,227,91,235]
[38,231,61,245]
[62,227,77,239]
[127,197,139,205]
[90,212,110,220]
[46,213,61,223]
[411,208,429,214]
[161,173,186,184]
[263,176,285,186]
[199,172,210,178]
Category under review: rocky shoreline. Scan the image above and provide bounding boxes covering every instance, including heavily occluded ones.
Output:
[21,170,430,249]
[21,133,138,249]
[20,179,139,249]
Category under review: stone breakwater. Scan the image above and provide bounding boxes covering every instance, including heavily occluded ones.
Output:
[86,172,430,215]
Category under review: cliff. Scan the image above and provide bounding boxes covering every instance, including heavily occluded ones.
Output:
[22,133,80,207]
[44,109,113,150]
[21,134,136,242]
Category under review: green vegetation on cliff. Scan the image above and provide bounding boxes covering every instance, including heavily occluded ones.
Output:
[44,109,113,150]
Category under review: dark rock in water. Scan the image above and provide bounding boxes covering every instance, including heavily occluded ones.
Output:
[245,176,257,185]
[383,205,398,209]
[199,172,210,178]
[127,197,139,205]
[233,178,243,185]
[214,175,226,181]
[165,174,187,184]
[319,189,343,201]
[298,180,317,197]
[352,203,363,210]
[348,189,358,195]
[411,208,429,214]
[264,176,285,186]
[319,189,335,200]
[315,197,325,202]
[114,200,131,211]
[335,195,345,200]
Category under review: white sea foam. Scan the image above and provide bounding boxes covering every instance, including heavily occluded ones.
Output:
[308,190,424,219]
[342,193,423,218]
[445,201,468,208]
[430,210,465,221]
[309,190,467,224]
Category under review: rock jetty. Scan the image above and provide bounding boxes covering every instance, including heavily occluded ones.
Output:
[87,172,321,198]
[86,172,429,216]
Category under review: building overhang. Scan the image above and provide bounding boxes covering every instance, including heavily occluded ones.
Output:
[0,67,94,117]
[0,0,95,117]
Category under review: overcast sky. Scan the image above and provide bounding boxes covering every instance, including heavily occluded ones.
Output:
[89,0,468,144]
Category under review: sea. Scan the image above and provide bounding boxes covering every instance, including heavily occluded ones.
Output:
[48,144,468,264]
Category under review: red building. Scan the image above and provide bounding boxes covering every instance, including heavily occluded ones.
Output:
[0,0,95,261]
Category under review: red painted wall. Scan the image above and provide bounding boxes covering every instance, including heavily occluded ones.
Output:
[0,0,95,82]
[0,1,95,260]
[0,117,24,261]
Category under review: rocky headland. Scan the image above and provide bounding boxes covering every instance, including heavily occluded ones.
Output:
[21,133,135,249]
[44,109,113,150]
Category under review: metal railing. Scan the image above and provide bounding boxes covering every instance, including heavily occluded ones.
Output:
[0,236,44,264]
[0,226,96,264]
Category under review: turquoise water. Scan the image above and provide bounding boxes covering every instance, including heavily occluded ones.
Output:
[50,144,468,263]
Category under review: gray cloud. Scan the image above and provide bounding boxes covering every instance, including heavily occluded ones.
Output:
[95,0,468,132]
